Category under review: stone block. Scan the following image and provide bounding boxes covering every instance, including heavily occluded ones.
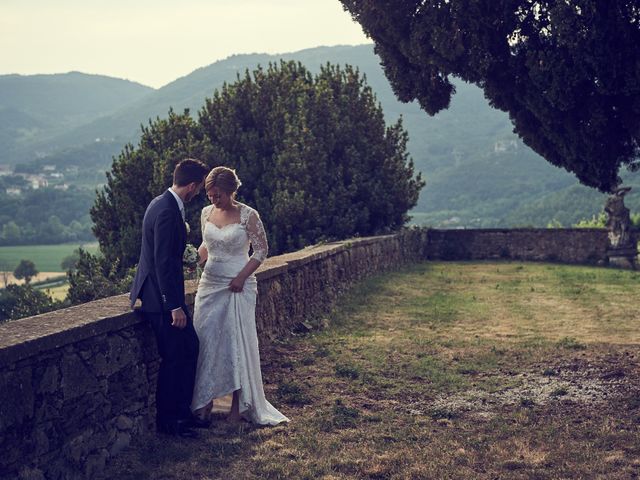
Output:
[61,395,100,436]
[34,398,63,423]
[63,429,94,465]
[109,432,131,457]
[0,367,34,430]
[17,466,45,480]
[115,415,133,431]
[37,364,60,394]
[84,449,109,479]
[108,335,140,372]
[33,429,49,456]
[60,353,99,401]
[0,428,25,472]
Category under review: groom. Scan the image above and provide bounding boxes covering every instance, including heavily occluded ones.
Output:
[130,158,209,437]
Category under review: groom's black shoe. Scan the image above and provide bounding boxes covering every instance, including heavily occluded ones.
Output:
[157,419,199,438]
[186,414,211,429]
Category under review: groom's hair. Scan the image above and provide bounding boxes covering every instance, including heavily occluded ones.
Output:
[173,158,209,187]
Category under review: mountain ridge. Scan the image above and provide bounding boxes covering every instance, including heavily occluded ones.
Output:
[2,44,637,227]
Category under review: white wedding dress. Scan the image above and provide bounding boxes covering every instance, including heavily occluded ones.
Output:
[191,202,289,426]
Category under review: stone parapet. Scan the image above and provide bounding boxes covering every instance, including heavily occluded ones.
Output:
[424,228,632,265]
[0,227,632,478]
[0,229,426,480]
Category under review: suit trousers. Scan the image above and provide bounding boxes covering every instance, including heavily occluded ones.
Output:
[144,308,199,426]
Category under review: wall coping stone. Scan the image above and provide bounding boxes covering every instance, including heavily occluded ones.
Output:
[256,235,396,279]
[0,294,137,366]
[0,234,394,367]
[427,228,608,232]
[0,228,624,368]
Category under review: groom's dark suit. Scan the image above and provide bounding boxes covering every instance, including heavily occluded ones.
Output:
[130,190,199,432]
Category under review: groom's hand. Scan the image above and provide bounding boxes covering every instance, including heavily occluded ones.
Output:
[171,307,187,329]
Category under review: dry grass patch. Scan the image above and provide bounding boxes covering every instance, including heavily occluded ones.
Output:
[103,261,640,479]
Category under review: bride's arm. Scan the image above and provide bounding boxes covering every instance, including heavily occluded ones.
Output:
[246,209,268,263]
[198,205,211,266]
[198,243,208,267]
[228,209,268,292]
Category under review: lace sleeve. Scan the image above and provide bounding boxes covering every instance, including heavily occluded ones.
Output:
[246,208,268,263]
[200,205,212,249]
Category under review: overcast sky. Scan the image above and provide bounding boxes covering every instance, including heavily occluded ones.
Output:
[1,0,371,88]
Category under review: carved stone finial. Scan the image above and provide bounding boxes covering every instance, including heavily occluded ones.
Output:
[605,186,637,268]
[605,187,632,249]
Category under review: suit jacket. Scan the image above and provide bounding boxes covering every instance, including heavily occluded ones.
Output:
[130,190,187,312]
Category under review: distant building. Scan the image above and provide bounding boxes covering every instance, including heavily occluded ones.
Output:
[54,184,69,191]
[6,187,22,196]
[19,174,49,189]
[42,165,56,172]
[49,172,64,179]
[0,165,12,176]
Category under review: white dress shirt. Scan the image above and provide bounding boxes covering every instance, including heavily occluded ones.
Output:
[168,187,185,221]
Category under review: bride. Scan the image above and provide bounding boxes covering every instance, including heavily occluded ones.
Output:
[191,166,289,426]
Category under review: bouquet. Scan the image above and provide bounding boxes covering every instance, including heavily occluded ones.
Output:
[183,243,199,280]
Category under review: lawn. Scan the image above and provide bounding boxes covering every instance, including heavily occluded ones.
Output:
[0,242,99,272]
[104,262,640,479]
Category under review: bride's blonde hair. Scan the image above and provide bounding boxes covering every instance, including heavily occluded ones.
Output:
[205,166,241,195]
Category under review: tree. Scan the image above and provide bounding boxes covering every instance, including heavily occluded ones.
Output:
[38,215,66,243]
[13,259,38,284]
[91,111,205,272]
[573,211,640,228]
[0,187,96,246]
[0,284,61,322]
[61,249,81,272]
[66,249,134,304]
[340,1,640,192]
[90,61,424,271]
[2,221,22,244]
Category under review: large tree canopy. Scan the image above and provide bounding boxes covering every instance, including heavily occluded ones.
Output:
[90,61,424,274]
[340,0,640,192]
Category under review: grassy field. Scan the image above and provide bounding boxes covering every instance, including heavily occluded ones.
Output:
[104,261,640,479]
[41,283,70,301]
[0,242,99,272]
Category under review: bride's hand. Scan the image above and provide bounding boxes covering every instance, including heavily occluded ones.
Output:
[228,275,246,292]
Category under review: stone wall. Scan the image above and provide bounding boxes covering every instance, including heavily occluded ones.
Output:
[0,230,426,480]
[0,227,631,479]
[425,228,622,264]
[0,298,155,480]
[254,231,428,336]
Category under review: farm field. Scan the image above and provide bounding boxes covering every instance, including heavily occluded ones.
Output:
[41,283,71,301]
[0,242,99,273]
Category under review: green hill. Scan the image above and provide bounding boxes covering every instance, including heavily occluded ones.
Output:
[0,72,153,162]
[3,45,638,227]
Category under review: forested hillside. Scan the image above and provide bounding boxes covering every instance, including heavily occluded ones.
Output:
[0,72,152,164]
[3,45,638,231]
